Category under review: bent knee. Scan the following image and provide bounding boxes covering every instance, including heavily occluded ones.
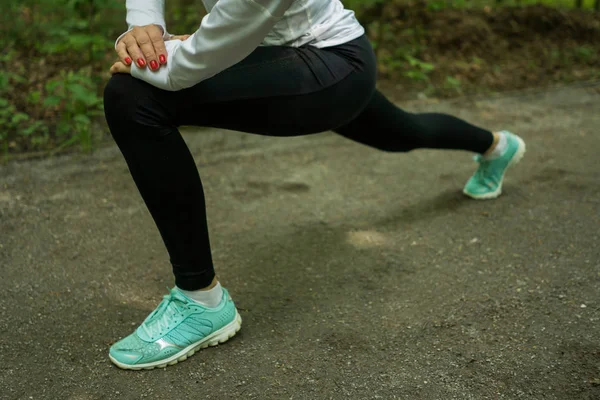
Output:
[104,74,140,102]
[104,74,139,119]
[104,74,173,132]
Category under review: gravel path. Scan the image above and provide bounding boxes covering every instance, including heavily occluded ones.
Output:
[1,84,599,399]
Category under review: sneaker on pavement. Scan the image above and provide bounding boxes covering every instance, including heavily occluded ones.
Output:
[109,287,241,370]
[463,131,526,200]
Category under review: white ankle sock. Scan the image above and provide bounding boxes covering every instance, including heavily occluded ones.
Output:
[484,132,508,160]
[179,282,223,308]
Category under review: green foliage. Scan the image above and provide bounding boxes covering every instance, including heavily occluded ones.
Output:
[0,64,102,153]
[0,97,35,157]
[166,0,209,33]
[44,70,104,151]
[0,0,210,155]
[574,46,594,62]
[1,1,122,59]
[403,56,435,81]
[0,0,597,155]
[419,0,598,10]
[0,65,47,155]
[444,76,463,95]
[427,0,469,11]
[0,0,120,154]
[343,0,386,11]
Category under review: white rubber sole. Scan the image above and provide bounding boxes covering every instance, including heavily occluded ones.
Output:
[463,136,526,200]
[110,311,242,371]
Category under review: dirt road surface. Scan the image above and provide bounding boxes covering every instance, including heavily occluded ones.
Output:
[1,84,599,399]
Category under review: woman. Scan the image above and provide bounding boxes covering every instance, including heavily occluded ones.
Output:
[104,0,525,370]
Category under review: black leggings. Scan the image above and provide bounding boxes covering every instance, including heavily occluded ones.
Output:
[103,35,493,290]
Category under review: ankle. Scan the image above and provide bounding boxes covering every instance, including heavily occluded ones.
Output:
[483,131,508,160]
[199,276,218,291]
[484,132,501,156]
[179,280,223,308]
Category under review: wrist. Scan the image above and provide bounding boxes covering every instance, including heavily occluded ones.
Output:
[130,39,182,91]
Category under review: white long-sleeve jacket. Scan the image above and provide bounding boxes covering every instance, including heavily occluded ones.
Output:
[118,0,364,91]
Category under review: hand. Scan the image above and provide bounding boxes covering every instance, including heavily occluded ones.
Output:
[110,35,190,76]
[116,24,167,71]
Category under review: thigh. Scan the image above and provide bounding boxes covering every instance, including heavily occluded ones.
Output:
[186,45,355,103]
[163,36,377,136]
[198,78,374,136]
[333,90,407,147]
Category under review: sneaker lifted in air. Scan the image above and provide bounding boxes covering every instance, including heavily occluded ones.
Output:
[463,131,525,200]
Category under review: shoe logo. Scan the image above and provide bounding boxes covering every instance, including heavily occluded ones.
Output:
[156,338,181,350]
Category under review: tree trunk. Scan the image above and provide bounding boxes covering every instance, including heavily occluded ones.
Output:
[575,0,583,8]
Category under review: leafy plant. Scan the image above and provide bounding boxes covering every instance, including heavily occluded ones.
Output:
[404,55,435,81]
[574,46,593,62]
[0,97,45,157]
[444,76,463,95]
[1,0,599,156]
[44,70,104,151]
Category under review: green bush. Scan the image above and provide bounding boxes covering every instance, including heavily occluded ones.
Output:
[0,0,207,156]
[0,0,122,154]
[0,0,597,157]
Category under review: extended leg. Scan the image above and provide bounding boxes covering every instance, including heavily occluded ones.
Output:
[334,90,525,199]
[334,90,494,153]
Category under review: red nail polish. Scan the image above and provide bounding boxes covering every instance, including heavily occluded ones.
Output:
[137,58,146,67]
[159,54,166,64]
[124,57,132,65]
[150,60,159,70]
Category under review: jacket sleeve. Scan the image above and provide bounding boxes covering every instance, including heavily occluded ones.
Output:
[130,0,295,91]
[114,0,170,48]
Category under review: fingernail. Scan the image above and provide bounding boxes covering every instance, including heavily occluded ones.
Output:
[159,54,166,64]
[137,58,146,68]
[124,57,132,65]
[150,60,159,70]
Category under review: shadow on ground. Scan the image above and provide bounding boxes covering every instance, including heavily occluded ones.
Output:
[1,84,599,399]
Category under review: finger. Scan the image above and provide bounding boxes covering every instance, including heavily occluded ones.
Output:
[122,35,146,69]
[114,62,131,74]
[133,28,160,71]
[148,27,168,65]
[116,40,132,66]
[169,34,191,41]
[110,62,131,75]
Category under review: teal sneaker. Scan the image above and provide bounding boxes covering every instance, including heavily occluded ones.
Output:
[109,287,241,370]
[463,131,525,200]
